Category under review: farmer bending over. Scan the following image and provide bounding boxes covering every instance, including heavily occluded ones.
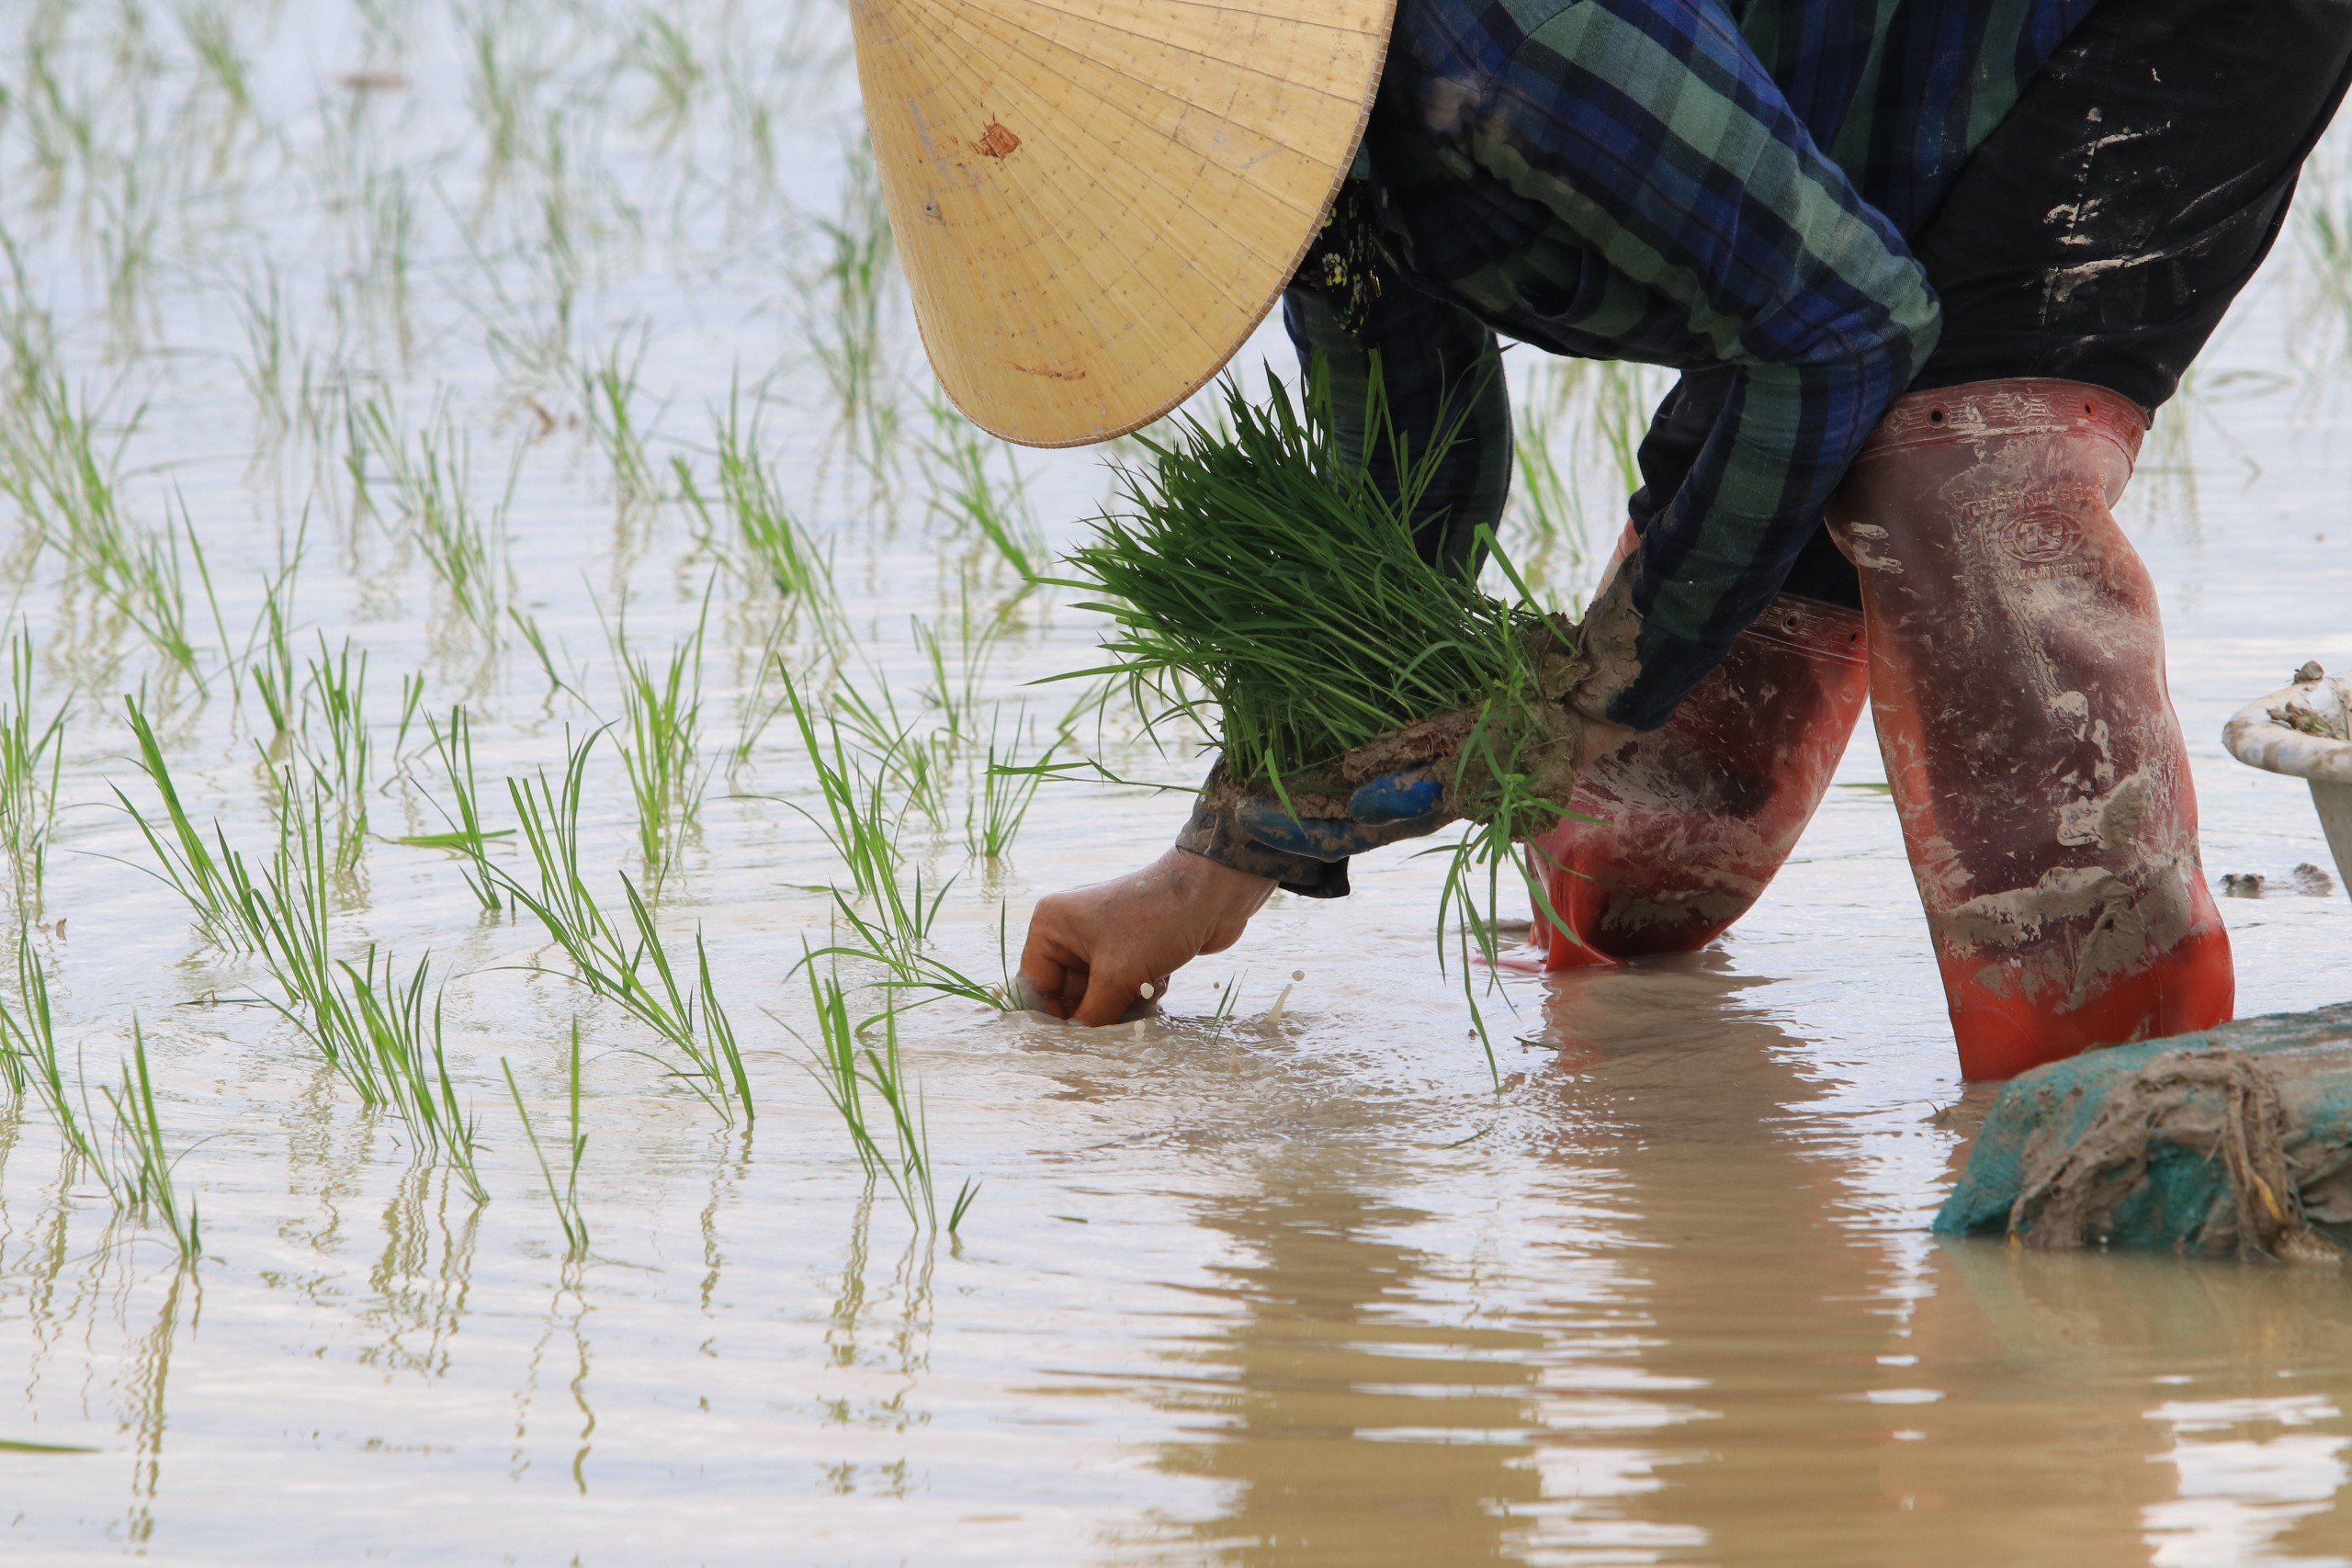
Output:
[851,0,2352,1078]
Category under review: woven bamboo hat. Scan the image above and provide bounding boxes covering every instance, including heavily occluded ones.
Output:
[849,0,1396,448]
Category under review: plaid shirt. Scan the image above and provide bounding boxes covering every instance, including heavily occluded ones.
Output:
[1288,0,2097,730]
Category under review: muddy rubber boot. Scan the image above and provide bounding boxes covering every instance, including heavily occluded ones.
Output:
[1827,378,2233,1080]
[1531,592,1868,968]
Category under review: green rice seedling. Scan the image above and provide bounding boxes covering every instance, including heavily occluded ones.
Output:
[97,155,161,335]
[298,636,370,866]
[921,391,1045,581]
[496,733,752,1119]
[967,705,1053,862]
[502,1028,587,1257]
[235,778,387,1104]
[175,1,252,118]
[724,615,804,771]
[581,332,660,513]
[122,510,211,694]
[0,629,67,902]
[244,525,304,738]
[233,266,292,442]
[0,369,140,583]
[99,1022,200,1258]
[690,387,836,626]
[621,9,702,137]
[769,671,1002,1007]
[914,581,1010,751]
[0,935,102,1168]
[800,967,972,1232]
[780,669,908,909]
[356,396,510,631]
[1062,372,1582,1073]
[360,167,417,338]
[341,950,488,1202]
[809,139,900,468]
[1062,371,1574,807]
[465,10,536,175]
[605,605,709,883]
[391,672,426,766]
[829,673,944,821]
[22,25,94,200]
[116,695,260,952]
[1507,367,1585,570]
[508,607,581,699]
[410,706,509,910]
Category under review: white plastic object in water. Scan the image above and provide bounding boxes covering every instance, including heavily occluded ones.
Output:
[2222,662,2352,901]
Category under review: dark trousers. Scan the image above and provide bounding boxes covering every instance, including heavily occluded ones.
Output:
[1634,0,2352,609]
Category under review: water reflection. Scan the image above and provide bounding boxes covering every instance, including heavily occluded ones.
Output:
[1516,959,1913,1562]
[1159,1143,1547,1565]
[117,1263,196,1548]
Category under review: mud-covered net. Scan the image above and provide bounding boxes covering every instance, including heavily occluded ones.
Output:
[1935,1004,2352,1260]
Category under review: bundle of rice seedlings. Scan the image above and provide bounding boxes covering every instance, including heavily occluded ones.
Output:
[1063,371,1588,1066]
[1065,369,1582,840]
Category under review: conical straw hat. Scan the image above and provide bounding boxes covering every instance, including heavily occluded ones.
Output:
[850,0,1396,448]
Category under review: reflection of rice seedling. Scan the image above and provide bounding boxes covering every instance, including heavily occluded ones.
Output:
[498,733,752,1120]
[802,965,976,1233]
[922,393,1044,581]
[0,629,67,902]
[101,1023,202,1258]
[582,332,660,512]
[503,1023,589,1257]
[1064,374,1581,1074]
[606,607,708,883]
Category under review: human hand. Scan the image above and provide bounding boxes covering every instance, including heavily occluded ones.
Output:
[1018,848,1276,1026]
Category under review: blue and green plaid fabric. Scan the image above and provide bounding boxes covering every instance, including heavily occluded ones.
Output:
[1289,0,2097,729]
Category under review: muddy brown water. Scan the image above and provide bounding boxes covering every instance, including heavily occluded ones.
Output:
[0,5,2348,1564]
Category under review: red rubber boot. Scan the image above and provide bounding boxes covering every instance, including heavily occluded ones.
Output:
[1532,592,1869,967]
[1827,378,2233,1080]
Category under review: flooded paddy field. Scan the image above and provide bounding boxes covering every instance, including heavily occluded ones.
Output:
[0,3,2349,1563]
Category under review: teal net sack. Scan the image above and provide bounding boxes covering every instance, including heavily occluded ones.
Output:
[1936,1004,2352,1260]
